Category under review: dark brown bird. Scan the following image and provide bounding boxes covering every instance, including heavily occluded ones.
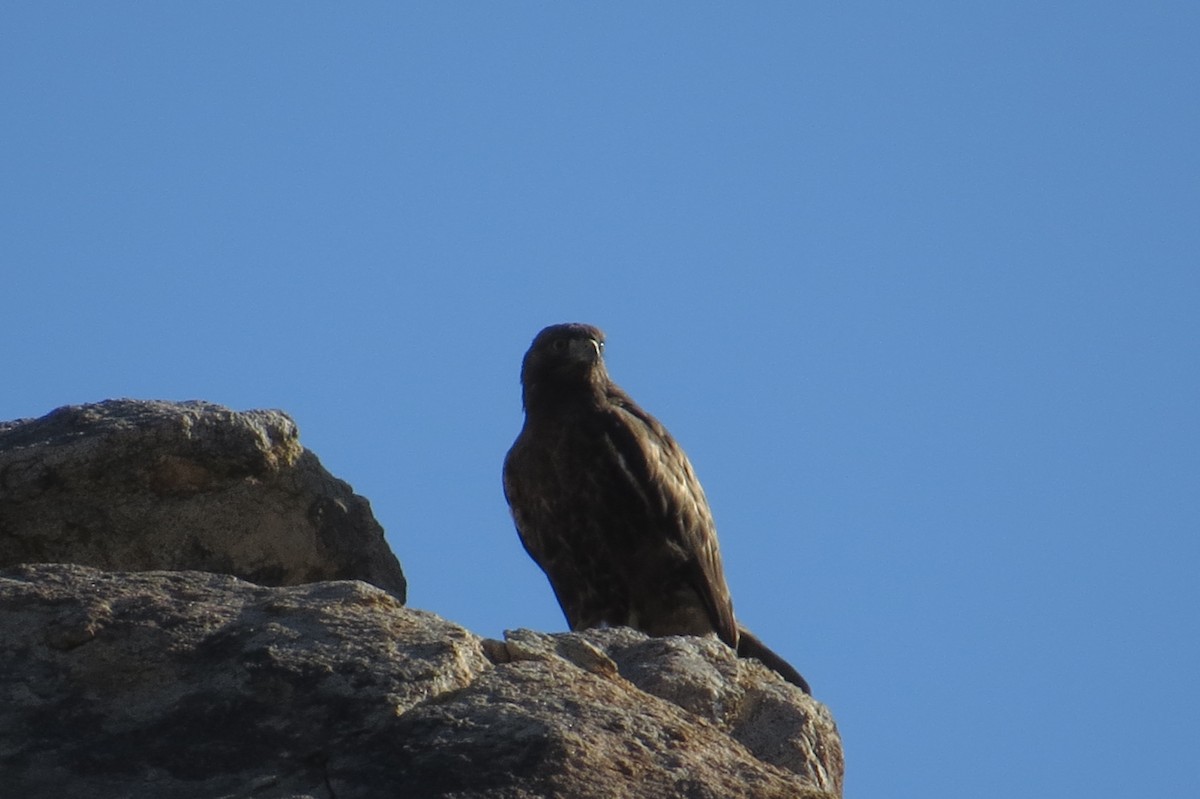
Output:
[503,322,810,693]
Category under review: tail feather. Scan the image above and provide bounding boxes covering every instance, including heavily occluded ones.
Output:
[736,625,811,694]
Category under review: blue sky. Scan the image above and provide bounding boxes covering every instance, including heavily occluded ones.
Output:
[3,4,1198,796]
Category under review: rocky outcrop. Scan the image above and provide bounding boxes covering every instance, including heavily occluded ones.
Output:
[0,401,843,798]
[0,400,406,600]
[0,564,841,798]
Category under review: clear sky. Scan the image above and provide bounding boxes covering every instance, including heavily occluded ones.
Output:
[3,4,1197,796]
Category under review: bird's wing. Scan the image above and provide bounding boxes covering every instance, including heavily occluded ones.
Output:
[503,436,562,575]
[598,393,739,647]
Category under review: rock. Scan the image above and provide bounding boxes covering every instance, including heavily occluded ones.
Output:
[0,564,477,798]
[0,400,406,600]
[481,628,844,796]
[0,400,844,796]
[0,564,843,799]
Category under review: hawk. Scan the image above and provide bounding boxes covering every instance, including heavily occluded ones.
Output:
[503,322,810,692]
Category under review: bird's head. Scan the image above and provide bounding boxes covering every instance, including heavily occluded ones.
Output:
[520,323,609,409]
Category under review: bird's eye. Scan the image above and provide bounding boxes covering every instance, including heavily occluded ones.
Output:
[551,339,568,352]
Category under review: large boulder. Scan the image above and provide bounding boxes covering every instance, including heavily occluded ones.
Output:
[0,400,406,600]
[0,564,842,798]
[0,400,844,797]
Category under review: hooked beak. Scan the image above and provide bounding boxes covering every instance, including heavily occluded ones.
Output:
[567,336,603,364]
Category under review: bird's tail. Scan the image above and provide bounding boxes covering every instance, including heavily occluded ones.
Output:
[736,625,811,694]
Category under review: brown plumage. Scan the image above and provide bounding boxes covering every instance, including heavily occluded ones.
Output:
[503,322,810,693]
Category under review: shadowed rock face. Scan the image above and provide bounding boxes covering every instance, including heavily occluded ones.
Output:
[0,564,842,799]
[0,399,406,600]
[0,565,475,799]
[0,400,844,798]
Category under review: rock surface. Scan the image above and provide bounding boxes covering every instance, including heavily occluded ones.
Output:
[0,400,406,600]
[0,564,842,799]
[0,400,844,798]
